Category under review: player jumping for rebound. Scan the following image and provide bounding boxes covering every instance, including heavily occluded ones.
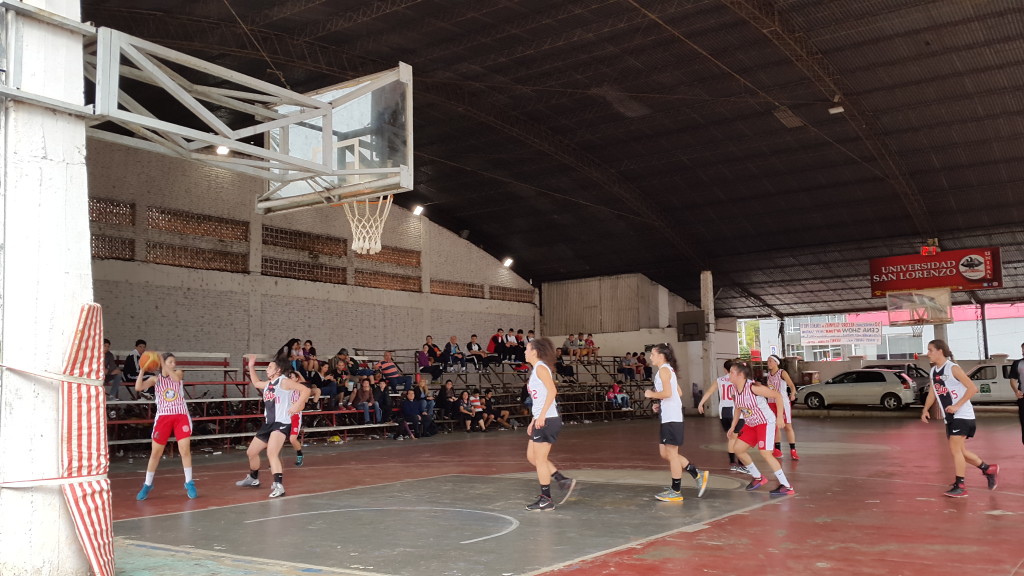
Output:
[236,355,310,498]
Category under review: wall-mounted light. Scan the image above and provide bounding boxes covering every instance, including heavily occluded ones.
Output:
[412,205,424,216]
[503,258,513,267]
[215,145,230,155]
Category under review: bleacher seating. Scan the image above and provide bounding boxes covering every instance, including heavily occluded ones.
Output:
[105,350,656,453]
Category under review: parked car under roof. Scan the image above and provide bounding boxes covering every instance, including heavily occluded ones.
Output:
[796,369,915,411]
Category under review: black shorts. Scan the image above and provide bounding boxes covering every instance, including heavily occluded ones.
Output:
[945,418,976,439]
[660,421,685,446]
[720,408,745,434]
[255,422,291,443]
[529,416,562,444]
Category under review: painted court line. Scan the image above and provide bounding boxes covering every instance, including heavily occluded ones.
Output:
[118,538,389,576]
[244,506,520,544]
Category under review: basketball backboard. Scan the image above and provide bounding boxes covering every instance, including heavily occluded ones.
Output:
[886,287,952,326]
[254,64,413,215]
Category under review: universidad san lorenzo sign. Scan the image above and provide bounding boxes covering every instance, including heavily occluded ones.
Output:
[869,247,1001,297]
[800,322,882,345]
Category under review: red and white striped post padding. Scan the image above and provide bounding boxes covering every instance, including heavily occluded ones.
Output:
[60,303,114,576]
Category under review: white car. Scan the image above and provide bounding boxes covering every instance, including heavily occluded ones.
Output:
[796,369,915,411]
[965,363,1018,403]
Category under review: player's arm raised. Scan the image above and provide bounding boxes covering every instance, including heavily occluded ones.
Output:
[244,354,270,390]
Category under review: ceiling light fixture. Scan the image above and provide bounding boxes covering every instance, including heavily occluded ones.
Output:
[215,145,230,155]
[828,106,845,115]
[503,258,513,268]
[412,205,424,216]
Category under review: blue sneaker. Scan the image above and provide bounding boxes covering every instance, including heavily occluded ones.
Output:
[136,483,153,501]
[184,480,197,499]
[295,454,304,467]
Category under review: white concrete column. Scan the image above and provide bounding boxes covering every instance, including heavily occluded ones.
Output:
[700,271,717,417]
[933,323,947,343]
[0,1,93,574]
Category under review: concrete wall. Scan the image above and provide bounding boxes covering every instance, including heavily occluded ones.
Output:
[87,139,537,363]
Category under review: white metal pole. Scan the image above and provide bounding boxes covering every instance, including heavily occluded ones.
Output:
[0,1,94,573]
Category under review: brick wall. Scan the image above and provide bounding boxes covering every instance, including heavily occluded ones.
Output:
[86,140,539,357]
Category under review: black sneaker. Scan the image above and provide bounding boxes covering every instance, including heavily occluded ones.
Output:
[944,482,968,498]
[525,495,555,511]
[556,477,576,505]
[983,464,998,490]
[769,484,794,497]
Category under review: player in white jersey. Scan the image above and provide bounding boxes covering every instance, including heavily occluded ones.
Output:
[644,343,710,502]
[765,355,799,460]
[134,353,196,500]
[922,339,998,497]
[698,359,746,471]
[523,337,575,511]
[727,361,794,496]
[236,356,310,498]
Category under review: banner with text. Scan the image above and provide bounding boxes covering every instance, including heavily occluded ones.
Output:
[869,247,1001,296]
[799,322,883,345]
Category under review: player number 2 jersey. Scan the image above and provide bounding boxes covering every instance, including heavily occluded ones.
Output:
[527,361,559,419]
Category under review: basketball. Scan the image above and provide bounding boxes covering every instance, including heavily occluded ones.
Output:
[139,350,162,373]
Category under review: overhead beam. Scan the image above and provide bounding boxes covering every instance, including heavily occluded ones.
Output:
[720,0,935,240]
[293,0,426,41]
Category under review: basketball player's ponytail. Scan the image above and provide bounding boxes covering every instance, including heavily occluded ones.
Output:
[652,343,677,372]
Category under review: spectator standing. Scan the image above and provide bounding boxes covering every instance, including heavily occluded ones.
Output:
[103,338,124,401]
[1009,342,1024,445]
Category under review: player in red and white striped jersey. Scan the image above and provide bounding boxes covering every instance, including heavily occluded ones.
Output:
[698,359,746,471]
[727,361,794,497]
[765,355,799,460]
[134,353,196,501]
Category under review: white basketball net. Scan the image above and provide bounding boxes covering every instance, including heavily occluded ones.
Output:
[342,195,393,254]
[911,324,924,338]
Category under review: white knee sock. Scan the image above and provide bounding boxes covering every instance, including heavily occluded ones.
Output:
[773,468,791,487]
[746,463,761,478]
[184,467,193,483]
[145,471,155,486]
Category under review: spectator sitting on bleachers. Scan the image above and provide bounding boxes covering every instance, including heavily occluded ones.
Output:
[376,350,413,393]
[103,338,123,401]
[483,388,512,430]
[637,352,652,380]
[505,328,524,363]
[397,389,434,439]
[525,330,536,345]
[413,378,436,416]
[469,389,487,432]
[518,382,532,414]
[424,336,443,363]
[607,381,631,409]
[347,378,380,424]
[310,361,342,409]
[416,344,443,382]
[618,353,637,381]
[374,378,393,423]
[488,328,507,362]
[555,352,576,382]
[122,338,146,382]
[278,338,304,374]
[443,335,469,372]
[301,340,318,374]
[585,334,600,363]
[467,334,487,370]
[457,390,477,432]
[563,334,579,361]
[438,379,460,419]
[577,332,593,363]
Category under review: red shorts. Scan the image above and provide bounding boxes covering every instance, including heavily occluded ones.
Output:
[737,422,776,451]
[151,413,192,445]
[290,413,301,436]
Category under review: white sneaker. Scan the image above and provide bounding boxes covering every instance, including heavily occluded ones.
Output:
[236,475,260,487]
[269,482,285,498]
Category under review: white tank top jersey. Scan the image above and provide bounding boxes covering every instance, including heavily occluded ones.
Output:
[527,361,559,419]
[263,376,294,424]
[655,364,683,423]
[716,375,736,415]
[931,361,976,421]
[154,374,189,415]
[735,380,776,426]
